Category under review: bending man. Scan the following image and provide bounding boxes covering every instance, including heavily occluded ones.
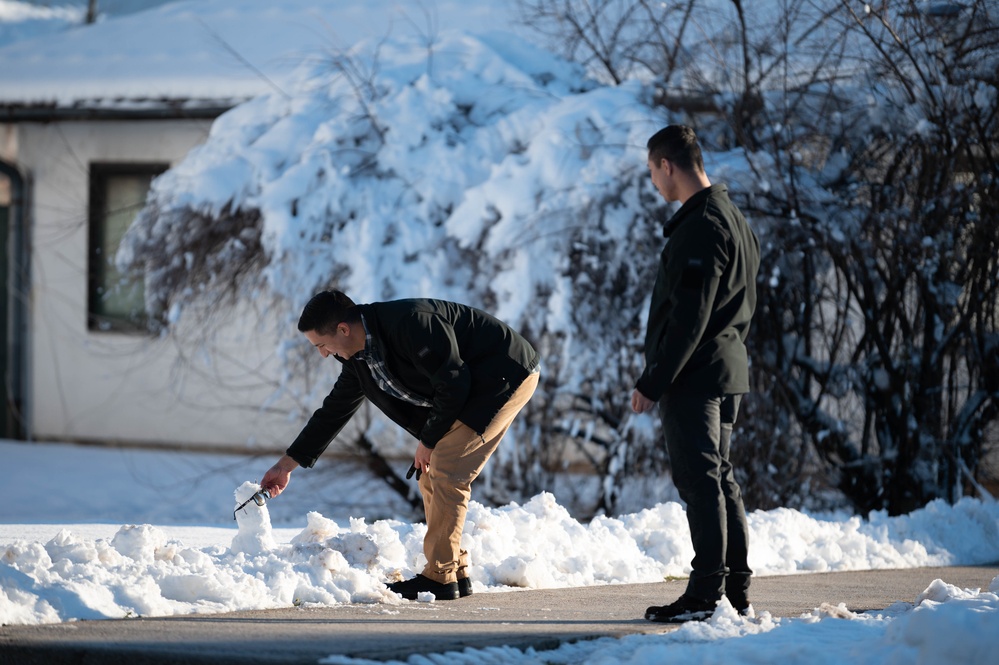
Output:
[262,290,540,600]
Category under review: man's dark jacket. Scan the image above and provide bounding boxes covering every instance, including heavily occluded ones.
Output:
[636,183,760,401]
[287,299,539,468]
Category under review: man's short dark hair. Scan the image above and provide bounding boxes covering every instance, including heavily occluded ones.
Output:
[647,125,704,175]
[298,290,359,335]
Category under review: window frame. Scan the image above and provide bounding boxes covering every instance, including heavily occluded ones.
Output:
[87,162,168,333]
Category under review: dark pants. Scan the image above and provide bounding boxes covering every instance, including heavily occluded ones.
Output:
[658,390,752,603]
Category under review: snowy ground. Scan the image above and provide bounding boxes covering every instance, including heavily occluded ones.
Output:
[2,439,998,663]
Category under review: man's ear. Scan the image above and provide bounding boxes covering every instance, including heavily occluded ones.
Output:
[337,321,351,337]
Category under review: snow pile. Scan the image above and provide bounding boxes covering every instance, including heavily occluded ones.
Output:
[3,491,998,626]
[230,482,277,554]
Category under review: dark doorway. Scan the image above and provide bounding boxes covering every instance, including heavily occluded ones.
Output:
[0,196,11,438]
[0,161,27,441]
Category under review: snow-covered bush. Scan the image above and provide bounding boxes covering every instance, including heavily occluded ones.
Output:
[119,29,692,515]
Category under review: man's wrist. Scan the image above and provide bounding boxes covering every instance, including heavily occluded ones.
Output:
[276,454,300,472]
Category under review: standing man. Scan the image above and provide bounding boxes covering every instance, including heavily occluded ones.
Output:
[632,125,760,623]
[262,291,540,600]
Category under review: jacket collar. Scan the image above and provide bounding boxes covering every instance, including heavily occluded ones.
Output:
[662,183,728,238]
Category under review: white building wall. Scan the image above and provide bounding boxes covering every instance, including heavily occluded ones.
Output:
[14,119,316,450]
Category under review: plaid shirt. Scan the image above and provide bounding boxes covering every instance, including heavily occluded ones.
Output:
[358,314,434,408]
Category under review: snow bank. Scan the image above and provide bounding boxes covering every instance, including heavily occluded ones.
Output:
[3,491,998,625]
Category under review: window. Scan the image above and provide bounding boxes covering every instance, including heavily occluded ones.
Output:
[88,163,167,332]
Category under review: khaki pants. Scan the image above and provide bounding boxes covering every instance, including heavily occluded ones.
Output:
[418,371,539,584]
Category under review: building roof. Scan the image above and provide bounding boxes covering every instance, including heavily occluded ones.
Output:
[0,0,516,118]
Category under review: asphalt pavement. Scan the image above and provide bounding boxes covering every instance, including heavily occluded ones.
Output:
[2,565,997,664]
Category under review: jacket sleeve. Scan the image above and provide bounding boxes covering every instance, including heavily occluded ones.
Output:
[286,361,366,468]
[636,222,729,400]
[395,312,471,448]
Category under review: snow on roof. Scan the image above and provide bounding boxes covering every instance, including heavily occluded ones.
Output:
[0,0,518,110]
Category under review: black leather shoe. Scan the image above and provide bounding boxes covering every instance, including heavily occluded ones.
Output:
[457,576,472,598]
[387,574,459,600]
[645,594,717,623]
[727,593,753,616]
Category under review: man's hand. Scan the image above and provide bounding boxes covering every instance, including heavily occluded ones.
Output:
[261,454,299,497]
[414,442,433,476]
[631,389,656,414]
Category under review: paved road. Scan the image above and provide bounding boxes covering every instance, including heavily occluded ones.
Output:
[2,565,997,664]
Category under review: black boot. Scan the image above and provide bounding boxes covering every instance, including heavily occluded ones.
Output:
[645,594,717,623]
[387,574,459,600]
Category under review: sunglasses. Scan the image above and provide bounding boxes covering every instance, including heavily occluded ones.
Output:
[233,489,271,520]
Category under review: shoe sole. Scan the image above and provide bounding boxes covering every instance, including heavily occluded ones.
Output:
[645,609,712,623]
[387,577,460,601]
[395,589,459,600]
[644,603,714,623]
[391,583,469,600]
